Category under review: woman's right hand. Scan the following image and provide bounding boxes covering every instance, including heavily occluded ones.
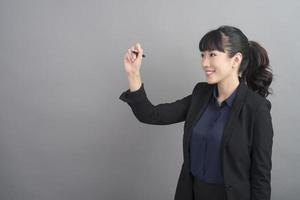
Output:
[123,43,144,75]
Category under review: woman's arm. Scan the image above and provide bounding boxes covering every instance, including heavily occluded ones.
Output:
[120,42,193,125]
[250,100,274,200]
[119,82,192,125]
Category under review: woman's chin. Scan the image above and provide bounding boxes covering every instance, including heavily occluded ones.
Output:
[206,78,218,84]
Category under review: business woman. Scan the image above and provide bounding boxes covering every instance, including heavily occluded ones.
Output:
[119,25,274,200]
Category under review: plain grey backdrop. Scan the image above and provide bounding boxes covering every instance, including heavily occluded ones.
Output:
[0,0,299,199]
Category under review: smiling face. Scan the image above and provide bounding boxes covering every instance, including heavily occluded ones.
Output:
[199,28,245,86]
[200,50,240,85]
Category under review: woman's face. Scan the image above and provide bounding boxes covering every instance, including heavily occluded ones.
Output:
[200,50,239,85]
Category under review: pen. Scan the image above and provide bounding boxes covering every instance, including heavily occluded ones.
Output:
[131,50,146,58]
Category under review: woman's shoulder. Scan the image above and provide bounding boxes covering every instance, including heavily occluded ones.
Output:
[192,81,214,93]
[193,81,272,110]
[245,86,272,111]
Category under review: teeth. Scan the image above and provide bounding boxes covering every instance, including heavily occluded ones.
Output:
[205,70,215,76]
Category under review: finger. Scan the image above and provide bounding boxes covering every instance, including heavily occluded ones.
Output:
[127,49,134,62]
[136,43,141,50]
[131,46,136,51]
[130,47,137,60]
[136,43,143,59]
[131,46,137,54]
[125,53,131,63]
[128,52,134,63]
[131,45,138,56]
[125,51,132,63]
[131,50,137,60]
[131,43,142,59]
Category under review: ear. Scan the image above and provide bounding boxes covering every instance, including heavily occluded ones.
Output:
[232,52,243,67]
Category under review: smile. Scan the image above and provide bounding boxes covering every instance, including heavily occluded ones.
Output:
[205,70,215,76]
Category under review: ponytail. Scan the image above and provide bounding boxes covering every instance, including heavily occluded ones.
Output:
[241,41,273,97]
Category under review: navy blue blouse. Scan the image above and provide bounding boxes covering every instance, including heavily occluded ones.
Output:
[189,83,239,184]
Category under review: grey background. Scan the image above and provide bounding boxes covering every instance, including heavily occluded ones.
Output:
[0,0,299,199]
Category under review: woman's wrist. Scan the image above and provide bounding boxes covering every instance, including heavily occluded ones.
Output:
[127,72,142,92]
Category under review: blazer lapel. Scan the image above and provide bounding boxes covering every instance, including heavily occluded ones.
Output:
[221,81,248,148]
[188,84,214,131]
[184,83,214,162]
[219,81,248,174]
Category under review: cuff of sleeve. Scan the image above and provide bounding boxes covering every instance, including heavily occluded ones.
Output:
[119,83,147,103]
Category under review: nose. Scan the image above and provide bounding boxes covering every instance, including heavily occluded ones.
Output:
[201,56,210,68]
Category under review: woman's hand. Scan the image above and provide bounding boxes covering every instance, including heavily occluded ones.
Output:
[123,43,144,76]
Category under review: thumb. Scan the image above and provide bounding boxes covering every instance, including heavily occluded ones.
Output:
[136,43,143,59]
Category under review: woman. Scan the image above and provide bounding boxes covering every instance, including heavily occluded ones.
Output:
[119,25,274,200]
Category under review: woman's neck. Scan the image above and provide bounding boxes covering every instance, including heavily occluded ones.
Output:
[217,77,240,100]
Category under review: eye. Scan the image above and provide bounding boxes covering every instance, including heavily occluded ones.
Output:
[200,53,204,58]
[210,53,216,57]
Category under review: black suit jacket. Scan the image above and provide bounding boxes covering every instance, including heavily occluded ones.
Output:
[119,81,274,200]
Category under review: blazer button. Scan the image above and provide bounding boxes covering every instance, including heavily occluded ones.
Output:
[225,185,232,191]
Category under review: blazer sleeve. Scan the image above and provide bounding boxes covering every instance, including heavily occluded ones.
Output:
[250,100,274,200]
[119,83,192,125]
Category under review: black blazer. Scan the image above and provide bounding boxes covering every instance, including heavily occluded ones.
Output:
[119,81,274,200]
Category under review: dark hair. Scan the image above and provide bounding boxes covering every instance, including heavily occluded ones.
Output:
[199,25,273,97]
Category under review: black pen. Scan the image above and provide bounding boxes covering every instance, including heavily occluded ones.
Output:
[131,50,146,58]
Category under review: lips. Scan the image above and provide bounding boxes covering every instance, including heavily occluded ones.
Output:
[205,69,216,76]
